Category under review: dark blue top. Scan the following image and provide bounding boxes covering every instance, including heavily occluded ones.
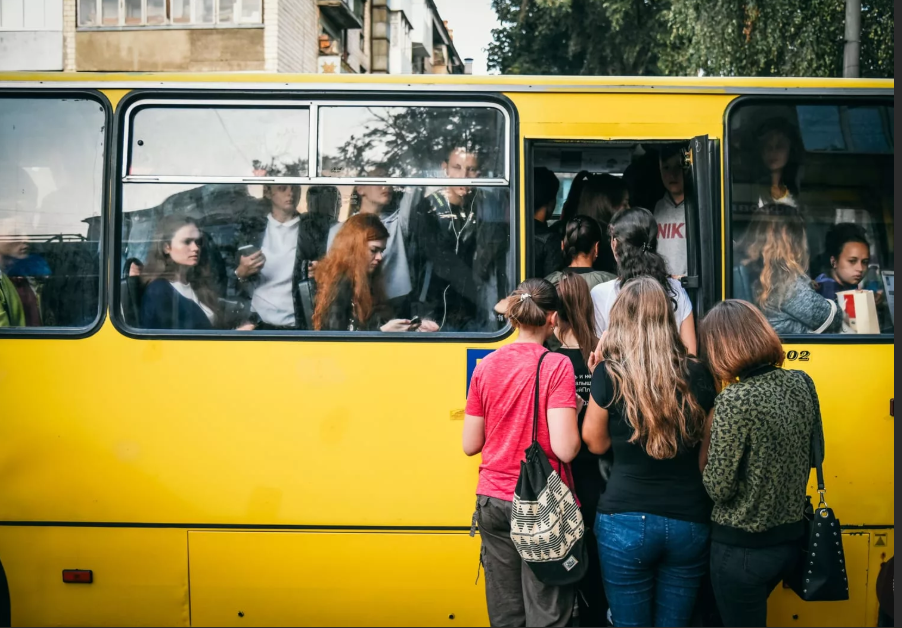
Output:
[140,279,214,330]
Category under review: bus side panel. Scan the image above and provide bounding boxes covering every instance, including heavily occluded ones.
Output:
[0,527,188,627]
[769,531,893,627]
[187,531,486,627]
[783,343,894,527]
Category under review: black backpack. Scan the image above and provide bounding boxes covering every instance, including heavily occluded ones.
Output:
[510,352,588,586]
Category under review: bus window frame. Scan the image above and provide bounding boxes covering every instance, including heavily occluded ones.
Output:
[110,89,520,343]
[723,94,895,345]
[0,89,112,340]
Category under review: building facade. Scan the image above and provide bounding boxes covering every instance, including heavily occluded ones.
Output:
[0,0,464,74]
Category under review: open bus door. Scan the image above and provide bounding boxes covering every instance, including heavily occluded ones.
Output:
[685,135,722,321]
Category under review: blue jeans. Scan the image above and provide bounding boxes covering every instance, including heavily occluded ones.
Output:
[595,513,711,628]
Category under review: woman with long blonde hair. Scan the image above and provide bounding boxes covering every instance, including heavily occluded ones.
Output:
[582,277,716,628]
[741,205,840,335]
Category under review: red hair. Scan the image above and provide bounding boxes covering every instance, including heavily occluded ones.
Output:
[313,213,390,331]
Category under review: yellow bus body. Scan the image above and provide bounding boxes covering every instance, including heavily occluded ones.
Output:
[0,72,893,627]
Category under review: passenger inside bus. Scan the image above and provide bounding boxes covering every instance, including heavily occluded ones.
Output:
[814,222,893,333]
[591,207,697,354]
[0,219,28,328]
[532,167,564,278]
[557,172,628,274]
[545,216,615,291]
[739,206,842,336]
[313,213,436,333]
[655,144,689,278]
[232,177,306,331]
[140,215,225,331]
[755,117,803,209]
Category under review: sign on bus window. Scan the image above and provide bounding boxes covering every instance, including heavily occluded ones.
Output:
[128,106,310,179]
[727,101,894,337]
[0,96,106,331]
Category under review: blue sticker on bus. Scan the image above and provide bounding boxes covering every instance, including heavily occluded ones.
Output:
[466,349,495,396]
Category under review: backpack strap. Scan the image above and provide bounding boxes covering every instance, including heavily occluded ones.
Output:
[532,352,551,445]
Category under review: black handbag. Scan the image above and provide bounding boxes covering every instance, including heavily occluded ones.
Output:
[510,352,588,586]
[787,375,849,602]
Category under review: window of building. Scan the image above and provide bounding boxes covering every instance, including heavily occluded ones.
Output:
[727,99,894,337]
[78,0,262,28]
[117,97,514,338]
[0,95,107,332]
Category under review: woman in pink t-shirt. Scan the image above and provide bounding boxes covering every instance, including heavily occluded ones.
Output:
[463,278,581,627]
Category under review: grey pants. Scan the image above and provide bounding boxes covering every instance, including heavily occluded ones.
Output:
[477,496,575,628]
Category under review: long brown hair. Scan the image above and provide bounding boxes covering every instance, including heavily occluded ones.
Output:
[141,214,220,314]
[603,277,707,460]
[742,206,810,308]
[556,272,599,364]
[699,300,785,386]
[313,213,390,330]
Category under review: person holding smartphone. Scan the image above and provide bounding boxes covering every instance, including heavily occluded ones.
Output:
[233,180,308,330]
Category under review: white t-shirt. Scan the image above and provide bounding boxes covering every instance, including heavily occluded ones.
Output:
[251,214,299,327]
[170,280,216,324]
[591,277,693,337]
[654,194,688,277]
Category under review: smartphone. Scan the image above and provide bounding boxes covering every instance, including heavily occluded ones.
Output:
[238,244,260,258]
[408,316,422,332]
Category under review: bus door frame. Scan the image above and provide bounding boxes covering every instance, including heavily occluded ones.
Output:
[686,135,723,320]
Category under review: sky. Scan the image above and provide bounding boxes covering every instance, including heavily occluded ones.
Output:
[432,0,499,75]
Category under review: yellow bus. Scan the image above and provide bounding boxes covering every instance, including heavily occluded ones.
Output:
[0,73,893,627]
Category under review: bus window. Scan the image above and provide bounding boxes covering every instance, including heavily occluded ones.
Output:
[117,99,514,337]
[0,96,106,331]
[318,105,507,180]
[727,101,894,337]
[127,105,310,179]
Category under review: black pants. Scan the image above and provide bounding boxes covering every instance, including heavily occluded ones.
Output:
[710,542,799,628]
[576,508,607,627]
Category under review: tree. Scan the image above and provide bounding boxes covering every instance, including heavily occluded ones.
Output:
[487,0,671,76]
[489,0,894,78]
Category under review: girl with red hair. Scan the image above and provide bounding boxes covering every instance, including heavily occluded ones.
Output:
[314,213,436,333]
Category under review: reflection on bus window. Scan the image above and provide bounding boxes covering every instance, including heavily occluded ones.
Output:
[0,97,106,329]
[129,106,310,178]
[728,101,894,336]
[120,182,511,334]
[318,106,506,179]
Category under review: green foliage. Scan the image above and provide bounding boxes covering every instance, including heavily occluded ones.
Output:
[487,0,670,76]
[488,0,894,78]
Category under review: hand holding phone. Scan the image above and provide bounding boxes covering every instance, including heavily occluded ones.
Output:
[408,316,422,332]
[236,244,265,280]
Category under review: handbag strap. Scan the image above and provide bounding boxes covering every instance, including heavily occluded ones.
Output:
[531,351,552,445]
[799,372,828,504]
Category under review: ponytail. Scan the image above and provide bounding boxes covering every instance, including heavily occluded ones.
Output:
[504,278,560,329]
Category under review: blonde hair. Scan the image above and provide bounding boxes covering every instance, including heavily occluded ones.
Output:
[743,207,810,308]
[604,277,707,460]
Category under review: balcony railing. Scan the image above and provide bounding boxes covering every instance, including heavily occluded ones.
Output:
[317,0,366,30]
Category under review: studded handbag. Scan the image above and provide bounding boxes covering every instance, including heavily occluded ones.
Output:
[786,374,850,602]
